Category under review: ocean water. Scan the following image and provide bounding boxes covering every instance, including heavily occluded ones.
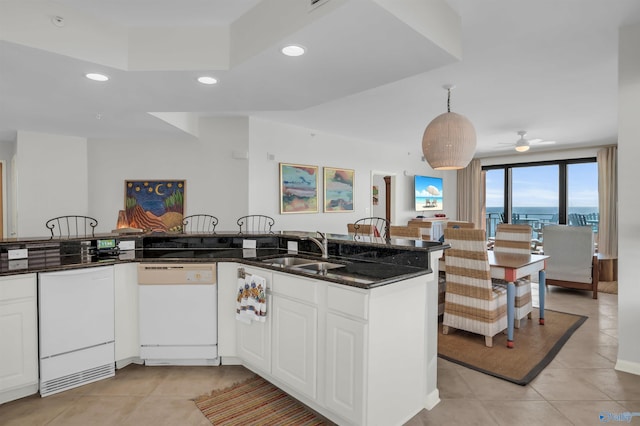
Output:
[486,206,598,216]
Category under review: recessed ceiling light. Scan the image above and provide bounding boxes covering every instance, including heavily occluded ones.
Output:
[85,73,109,82]
[197,76,218,85]
[281,45,305,57]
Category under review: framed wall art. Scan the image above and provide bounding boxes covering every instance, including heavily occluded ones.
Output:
[324,167,354,212]
[414,175,443,211]
[279,163,319,214]
[125,180,186,231]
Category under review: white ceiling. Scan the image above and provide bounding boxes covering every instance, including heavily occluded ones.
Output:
[1,0,640,158]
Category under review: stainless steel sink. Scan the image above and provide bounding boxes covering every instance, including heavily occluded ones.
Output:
[292,262,346,272]
[261,256,318,267]
[261,256,348,276]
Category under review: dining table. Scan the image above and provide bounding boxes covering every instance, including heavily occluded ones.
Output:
[439,251,549,348]
[489,251,549,348]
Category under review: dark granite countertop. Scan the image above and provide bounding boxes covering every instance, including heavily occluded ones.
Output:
[0,231,449,289]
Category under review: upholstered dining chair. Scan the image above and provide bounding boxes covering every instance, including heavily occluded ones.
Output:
[492,223,533,328]
[446,220,475,229]
[388,225,421,239]
[45,215,98,238]
[407,219,433,240]
[237,215,275,234]
[182,214,218,234]
[351,217,390,239]
[442,227,508,347]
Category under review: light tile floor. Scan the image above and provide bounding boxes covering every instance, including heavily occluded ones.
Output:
[1,285,637,426]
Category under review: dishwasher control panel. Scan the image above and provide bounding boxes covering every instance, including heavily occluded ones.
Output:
[186,269,214,283]
[138,263,216,285]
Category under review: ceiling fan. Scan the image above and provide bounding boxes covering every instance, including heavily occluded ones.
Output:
[504,130,556,152]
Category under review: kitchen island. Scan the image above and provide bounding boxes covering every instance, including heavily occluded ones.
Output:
[0,231,446,426]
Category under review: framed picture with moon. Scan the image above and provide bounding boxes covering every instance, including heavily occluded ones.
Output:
[124,180,186,232]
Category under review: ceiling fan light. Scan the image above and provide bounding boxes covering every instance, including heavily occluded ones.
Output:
[515,140,530,152]
[422,111,477,170]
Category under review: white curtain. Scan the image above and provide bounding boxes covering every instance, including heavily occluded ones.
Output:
[456,159,484,228]
[597,146,618,257]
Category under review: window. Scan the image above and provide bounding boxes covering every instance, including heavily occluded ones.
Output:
[485,168,504,227]
[484,158,598,240]
[567,162,599,232]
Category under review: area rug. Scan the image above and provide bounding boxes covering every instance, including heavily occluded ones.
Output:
[194,375,327,425]
[438,308,587,385]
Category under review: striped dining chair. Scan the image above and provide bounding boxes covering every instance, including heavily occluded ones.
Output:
[492,224,533,329]
[442,228,507,347]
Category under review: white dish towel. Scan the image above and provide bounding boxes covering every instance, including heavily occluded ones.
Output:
[236,274,267,324]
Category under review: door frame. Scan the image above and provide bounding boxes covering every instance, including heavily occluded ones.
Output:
[370,170,397,225]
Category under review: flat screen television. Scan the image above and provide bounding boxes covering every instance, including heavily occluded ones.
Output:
[414,175,443,211]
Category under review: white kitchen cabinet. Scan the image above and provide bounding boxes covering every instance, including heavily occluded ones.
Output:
[114,263,139,368]
[235,265,272,375]
[216,262,239,362]
[271,273,318,400]
[221,261,440,426]
[0,274,38,404]
[325,312,366,424]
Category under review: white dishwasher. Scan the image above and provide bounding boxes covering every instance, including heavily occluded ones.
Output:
[138,263,218,366]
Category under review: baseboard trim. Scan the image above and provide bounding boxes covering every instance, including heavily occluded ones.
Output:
[424,388,441,410]
[615,359,640,376]
[220,356,243,365]
[116,357,143,369]
[0,383,38,404]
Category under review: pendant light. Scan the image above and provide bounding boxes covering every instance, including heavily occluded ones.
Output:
[421,85,476,170]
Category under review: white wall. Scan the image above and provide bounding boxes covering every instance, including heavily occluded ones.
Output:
[12,117,455,237]
[16,131,88,238]
[480,146,601,166]
[371,173,387,218]
[616,22,640,375]
[0,140,16,237]
[247,117,456,234]
[88,117,250,233]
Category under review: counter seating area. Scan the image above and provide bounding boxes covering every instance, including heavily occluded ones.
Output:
[182,214,219,234]
[45,215,98,238]
[237,215,275,234]
[348,217,390,239]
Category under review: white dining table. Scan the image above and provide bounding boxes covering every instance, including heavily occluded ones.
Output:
[439,251,549,348]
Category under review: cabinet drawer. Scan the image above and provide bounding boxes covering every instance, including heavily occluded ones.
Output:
[272,273,317,304]
[0,274,37,303]
[327,285,368,320]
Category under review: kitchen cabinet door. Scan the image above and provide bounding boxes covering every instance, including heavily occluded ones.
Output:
[0,274,38,404]
[271,295,317,400]
[217,262,239,360]
[236,266,272,374]
[114,263,139,368]
[325,312,366,425]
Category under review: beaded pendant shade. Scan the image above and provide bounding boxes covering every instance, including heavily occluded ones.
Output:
[422,86,476,170]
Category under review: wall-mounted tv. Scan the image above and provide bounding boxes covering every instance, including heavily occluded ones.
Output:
[414,175,443,211]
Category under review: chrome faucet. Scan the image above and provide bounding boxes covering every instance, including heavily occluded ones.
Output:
[307,231,329,259]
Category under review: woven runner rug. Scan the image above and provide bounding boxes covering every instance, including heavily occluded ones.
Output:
[194,375,327,425]
[438,308,587,385]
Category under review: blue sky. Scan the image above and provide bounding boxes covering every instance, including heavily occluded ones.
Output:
[486,163,598,208]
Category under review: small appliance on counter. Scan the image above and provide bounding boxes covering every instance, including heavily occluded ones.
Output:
[95,239,120,260]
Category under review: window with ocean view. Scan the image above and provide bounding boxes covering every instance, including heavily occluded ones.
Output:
[484,158,598,240]
[567,162,599,230]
